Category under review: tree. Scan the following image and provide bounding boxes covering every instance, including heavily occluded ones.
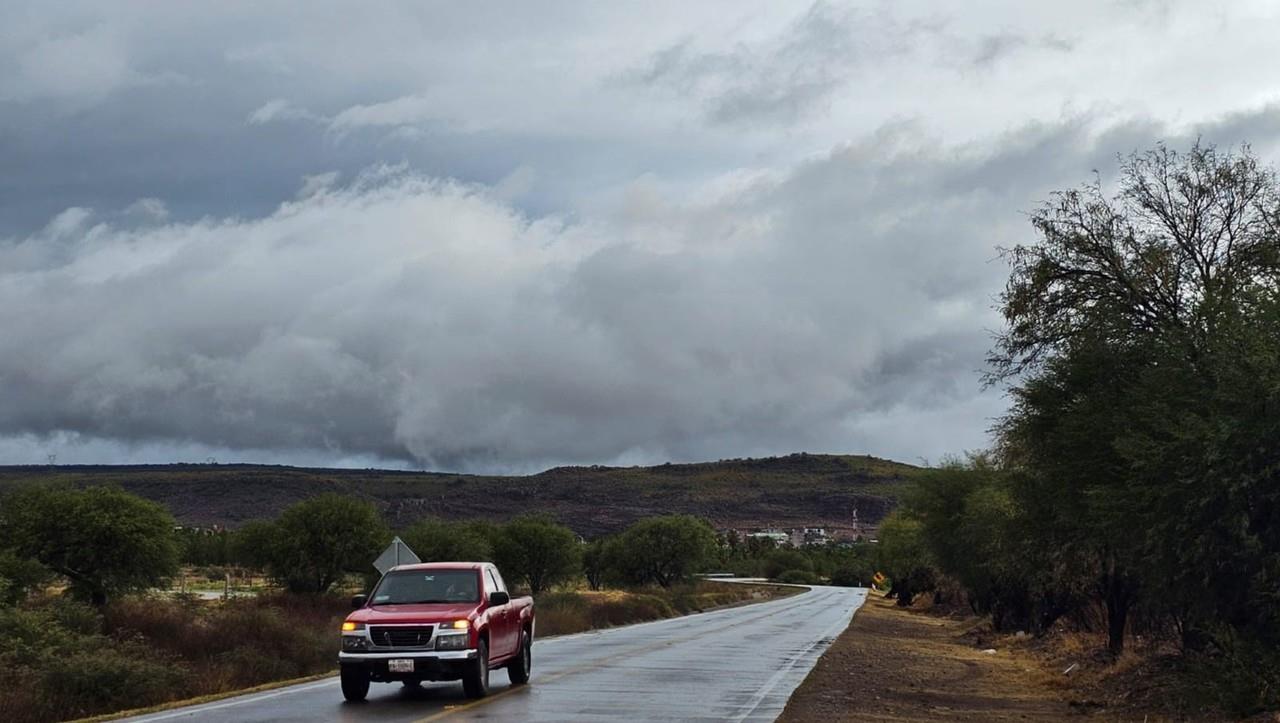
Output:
[401,519,494,563]
[265,494,387,594]
[582,538,609,591]
[989,142,1280,658]
[491,515,581,594]
[905,457,1081,633]
[991,142,1280,382]
[876,512,935,607]
[1,486,179,606]
[611,516,718,588]
[229,520,279,570]
[762,549,813,580]
[0,549,50,606]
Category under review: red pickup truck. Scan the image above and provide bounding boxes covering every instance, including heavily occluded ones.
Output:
[338,562,535,701]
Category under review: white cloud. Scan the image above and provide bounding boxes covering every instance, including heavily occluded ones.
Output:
[328,95,439,134]
[123,198,169,222]
[247,98,320,125]
[5,26,136,103]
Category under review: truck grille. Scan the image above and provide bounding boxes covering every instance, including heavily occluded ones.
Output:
[369,625,434,648]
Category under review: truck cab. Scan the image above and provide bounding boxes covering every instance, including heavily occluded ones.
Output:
[338,562,535,701]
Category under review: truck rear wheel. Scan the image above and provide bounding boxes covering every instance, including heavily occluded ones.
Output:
[340,665,370,702]
[462,638,490,698]
[507,629,532,685]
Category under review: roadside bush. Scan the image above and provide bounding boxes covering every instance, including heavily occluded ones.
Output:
[39,644,188,720]
[591,593,675,626]
[104,593,343,693]
[1188,631,1280,716]
[0,550,50,606]
[762,550,813,579]
[728,558,764,578]
[775,569,821,585]
[211,645,304,689]
[829,563,873,588]
[536,590,677,636]
[667,582,761,613]
[0,599,187,723]
[877,512,936,606]
[491,515,581,594]
[606,515,718,588]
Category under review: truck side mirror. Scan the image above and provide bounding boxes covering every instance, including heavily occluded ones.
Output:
[488,591,510,606]
[351,593,368,609]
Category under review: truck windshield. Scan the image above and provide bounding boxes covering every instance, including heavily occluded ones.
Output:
[370,570,480,605]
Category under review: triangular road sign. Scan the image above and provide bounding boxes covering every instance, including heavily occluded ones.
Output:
[373,536,421,575]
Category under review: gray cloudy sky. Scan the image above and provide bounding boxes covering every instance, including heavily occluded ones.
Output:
[4,1,1280,472]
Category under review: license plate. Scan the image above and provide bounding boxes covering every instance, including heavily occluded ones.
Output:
[388,659,414,673]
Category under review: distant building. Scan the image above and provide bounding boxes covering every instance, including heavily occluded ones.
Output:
[789,527,829,546]
[745,530,789,546]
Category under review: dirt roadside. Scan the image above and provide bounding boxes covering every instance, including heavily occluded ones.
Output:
[778,592,1076,722]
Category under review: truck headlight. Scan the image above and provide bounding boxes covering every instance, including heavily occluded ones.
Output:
[434,633,468,651]
[342,636,368,651]
[341,621,364,632]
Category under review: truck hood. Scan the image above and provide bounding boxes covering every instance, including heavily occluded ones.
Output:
[349,602,478,624]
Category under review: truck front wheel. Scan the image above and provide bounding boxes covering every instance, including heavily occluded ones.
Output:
[507,630,532,685]
[462,638,490,698]
[340,665,370,702]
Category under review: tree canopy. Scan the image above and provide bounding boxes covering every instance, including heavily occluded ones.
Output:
[401,519,495,564]
[1,486,179,606]
[491,515,580,594]
[607,515,718,588]
[260,494,387,593]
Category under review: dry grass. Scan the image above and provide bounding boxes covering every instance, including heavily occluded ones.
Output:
[537,580,798,637]
[0,593,349,723]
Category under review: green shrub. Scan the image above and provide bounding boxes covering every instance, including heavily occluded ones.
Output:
[762,550,813,579]
[0,551,50,606]
[39,644,188,720]
[212,646,303,688]
[492,515,582,594]
[774,569,820,585]
[829,564,872,587]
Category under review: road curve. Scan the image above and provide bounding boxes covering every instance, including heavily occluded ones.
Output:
[124,585,867,723]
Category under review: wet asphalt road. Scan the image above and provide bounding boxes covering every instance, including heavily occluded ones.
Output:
[124,585,866,723]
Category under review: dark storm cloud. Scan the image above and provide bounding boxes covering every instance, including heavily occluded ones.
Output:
[7,111,1277,471]
[3,1,1280,470]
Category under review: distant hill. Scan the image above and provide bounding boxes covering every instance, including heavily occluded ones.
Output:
[0,453,918,537]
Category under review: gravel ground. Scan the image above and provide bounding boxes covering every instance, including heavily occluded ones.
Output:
[777,592,1075,722]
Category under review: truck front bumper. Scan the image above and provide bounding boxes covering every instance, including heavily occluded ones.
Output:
[339,650,478,682]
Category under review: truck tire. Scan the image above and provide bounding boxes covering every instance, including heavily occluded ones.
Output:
[507,629,532,685]
[462,638,490,699]
[340,665,370,702]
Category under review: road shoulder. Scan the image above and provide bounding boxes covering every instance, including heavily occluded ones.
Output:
[777,591,1073,722]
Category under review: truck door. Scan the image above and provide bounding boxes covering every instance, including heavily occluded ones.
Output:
[485,567,515,658]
